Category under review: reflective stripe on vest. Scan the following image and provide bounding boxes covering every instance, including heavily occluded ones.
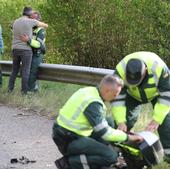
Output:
[93,119,108,132]
[33,27,46,43]
[111,100,125,107]
[115,94,127,100]
[111,93,126,107]
[158,98,170,106]
[159,91,170,97]
[58,114,91,131]
[151,61,159,86]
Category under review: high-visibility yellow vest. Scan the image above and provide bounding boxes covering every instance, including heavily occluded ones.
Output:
[113,51,170,124]
[57,87,106,136]
[116,51,163,101]
[30,27,46,49]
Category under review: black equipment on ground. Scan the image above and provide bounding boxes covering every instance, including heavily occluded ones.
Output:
[116,131,164,169]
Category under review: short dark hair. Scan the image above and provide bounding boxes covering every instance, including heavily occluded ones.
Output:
[22,6,33,16]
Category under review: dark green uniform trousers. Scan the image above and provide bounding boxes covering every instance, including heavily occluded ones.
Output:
[125,94,170,149]
[28,53,43,91]
[0,69,2,87]
[52,123,118,169]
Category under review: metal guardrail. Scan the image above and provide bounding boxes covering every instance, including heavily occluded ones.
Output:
[0,61,114,86]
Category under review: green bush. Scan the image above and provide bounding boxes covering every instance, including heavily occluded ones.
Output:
[42,0,170,67]
[1,0,170,67]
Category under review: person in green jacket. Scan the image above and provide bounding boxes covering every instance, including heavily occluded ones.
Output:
[20,11,46,91]
[52,74,143,169]
[0,24,4,87]
[112,51,170,162]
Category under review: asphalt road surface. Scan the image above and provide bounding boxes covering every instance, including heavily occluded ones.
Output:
[0,105,61,169]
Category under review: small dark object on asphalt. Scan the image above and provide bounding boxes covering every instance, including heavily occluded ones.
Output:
[10,158,18,163]
[10,156,36,164]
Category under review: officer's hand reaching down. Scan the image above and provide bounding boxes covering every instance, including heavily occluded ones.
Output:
[127,134,144,143]
[117,122,127,132]
[145,120,159,132]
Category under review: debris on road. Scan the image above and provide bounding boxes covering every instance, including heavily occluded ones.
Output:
[0,106,59,169]
[10,156,36,164]
[13,113,31,117]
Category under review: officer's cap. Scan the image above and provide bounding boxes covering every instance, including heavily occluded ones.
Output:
[126,58,146,86]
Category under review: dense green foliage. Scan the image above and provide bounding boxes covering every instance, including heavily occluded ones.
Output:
[1,0,170,68]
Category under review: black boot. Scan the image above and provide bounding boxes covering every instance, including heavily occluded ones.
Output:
[55,156,69,169]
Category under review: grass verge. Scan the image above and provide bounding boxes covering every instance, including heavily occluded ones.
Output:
[0,77,82,118]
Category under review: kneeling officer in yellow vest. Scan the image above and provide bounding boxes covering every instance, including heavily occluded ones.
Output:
[52,74,143,169]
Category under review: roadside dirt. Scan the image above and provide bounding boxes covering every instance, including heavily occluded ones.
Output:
[0,105,61,169]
